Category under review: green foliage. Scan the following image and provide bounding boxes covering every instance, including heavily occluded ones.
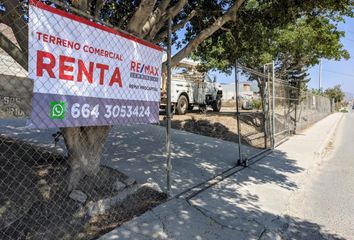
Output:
[251,99,262,110]
[324,85,345,103]
[192,0,353,76]
[311,89,324,96]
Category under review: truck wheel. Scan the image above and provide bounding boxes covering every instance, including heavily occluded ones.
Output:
[212,99,222,112]
[176,95,188,115]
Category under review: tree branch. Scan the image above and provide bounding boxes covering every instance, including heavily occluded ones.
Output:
[0,32,27,69]
[147,0,188,40]
[141,0,171,36]
[94,0,104,18]
[169,0,245,67]
[154,10,196,42]
[72,0,89,12]
[127,0,157,36]
[167,0,188,18]
[1,1,28,60]
[157,0,171,13]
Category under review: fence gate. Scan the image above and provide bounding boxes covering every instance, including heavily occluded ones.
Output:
[269,77,298,147]
[268,70,333,147]
[235,64,272,165]
[0,1,170,239]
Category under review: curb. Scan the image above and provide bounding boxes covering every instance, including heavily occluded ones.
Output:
[314,113,344,159]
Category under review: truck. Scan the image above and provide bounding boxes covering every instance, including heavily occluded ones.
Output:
[160,58,223,115]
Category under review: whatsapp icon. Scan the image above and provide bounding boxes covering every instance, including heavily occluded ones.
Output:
[50,101,66,119]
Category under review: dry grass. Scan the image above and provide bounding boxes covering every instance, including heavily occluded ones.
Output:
[159,108,267,148]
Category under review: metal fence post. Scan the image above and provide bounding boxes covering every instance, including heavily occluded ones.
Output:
[263,66,268,149]
[294,80,301,134]
[166,17,172,196]
[267,69,271,148]
[234,62,244,166]
[272,61,276,149]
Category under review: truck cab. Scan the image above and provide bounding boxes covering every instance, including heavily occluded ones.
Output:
[161,58,222,115]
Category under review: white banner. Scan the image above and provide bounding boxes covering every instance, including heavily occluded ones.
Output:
[28,0,163,128]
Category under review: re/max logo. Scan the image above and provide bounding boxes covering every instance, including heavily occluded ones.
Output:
[130,61,159,76]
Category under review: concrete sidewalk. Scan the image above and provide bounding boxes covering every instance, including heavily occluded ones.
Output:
[99,113,344,240]
[0,119,257,196]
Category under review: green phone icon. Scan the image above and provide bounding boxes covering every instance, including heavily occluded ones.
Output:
[50,101,65,119]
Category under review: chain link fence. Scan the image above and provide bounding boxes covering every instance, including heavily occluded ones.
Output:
[234,64,271,162]
[270,78,296,145]
[294,92,333,132]
[1,1,168,239]
[0,1,336,239]
[234,64,334,150]
[269,71,333,146]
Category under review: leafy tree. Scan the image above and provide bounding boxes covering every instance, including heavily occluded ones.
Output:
[0,0,246,190]
[1,0,352,190]
[191,0,352,137]
[192,0,352,99]
[324,84,345,103]
[311,88,324,96]
[205,1,350,64]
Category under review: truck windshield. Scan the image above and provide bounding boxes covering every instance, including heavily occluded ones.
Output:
[204,75,213,83]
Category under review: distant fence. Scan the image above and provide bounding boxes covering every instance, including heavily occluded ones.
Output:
[270,77,333,145]
[0,1,336,239]
[0,1,168,239]
[295,92,333,131]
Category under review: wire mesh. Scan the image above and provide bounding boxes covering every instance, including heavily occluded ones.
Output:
[235,65,271,160]
[295,92,333,131]
[0,1,336,239]
[269,75,333,145]
[0,1,168,239]
[270,78,296,144]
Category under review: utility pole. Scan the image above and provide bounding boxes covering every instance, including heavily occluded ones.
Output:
[319,60,322,93]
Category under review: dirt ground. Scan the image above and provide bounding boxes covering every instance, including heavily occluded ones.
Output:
[0,137,166,240]
[159,106,267,148]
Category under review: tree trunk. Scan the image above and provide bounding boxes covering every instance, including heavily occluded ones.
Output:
[55,0,113,191]
[0,0,246,191]
[61,126,111,191]
[256,78,269,147]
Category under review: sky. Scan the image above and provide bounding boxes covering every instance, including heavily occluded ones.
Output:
[307,17,354,94]
[172,16,354,94]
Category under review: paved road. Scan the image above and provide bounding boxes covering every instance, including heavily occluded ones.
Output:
[289,109,354,239]
[101,113,351,240]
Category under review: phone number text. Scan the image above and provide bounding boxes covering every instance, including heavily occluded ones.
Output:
[70,103,151,119]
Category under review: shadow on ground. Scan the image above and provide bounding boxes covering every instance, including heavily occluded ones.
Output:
[186,149,344,240]
[0,114,343,239]
[102,124,266,196]
[101,148,345,240]
[0,137,166,240]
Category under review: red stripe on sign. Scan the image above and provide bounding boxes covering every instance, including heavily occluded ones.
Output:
[29,0,163,52]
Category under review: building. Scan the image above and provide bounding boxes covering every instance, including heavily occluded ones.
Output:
[221,82,260,100]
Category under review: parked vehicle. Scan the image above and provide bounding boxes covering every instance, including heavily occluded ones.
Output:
[160,59,223,115]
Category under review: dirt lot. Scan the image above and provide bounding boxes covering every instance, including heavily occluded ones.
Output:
[159,106,267,148]
[0,137,166,240]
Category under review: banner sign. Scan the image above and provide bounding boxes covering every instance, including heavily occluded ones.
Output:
[28,0,163,128]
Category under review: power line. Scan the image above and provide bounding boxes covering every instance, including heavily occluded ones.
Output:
[322,69,354,79]
[343,38,354,42]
